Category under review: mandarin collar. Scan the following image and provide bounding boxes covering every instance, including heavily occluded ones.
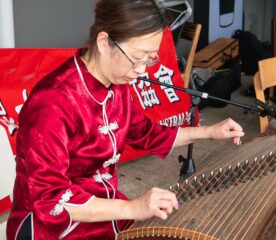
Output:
[75,49,113,103]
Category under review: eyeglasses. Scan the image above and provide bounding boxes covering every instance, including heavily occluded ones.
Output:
[109,37,160,69]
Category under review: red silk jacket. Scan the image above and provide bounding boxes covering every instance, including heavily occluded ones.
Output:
[7,52,179,240]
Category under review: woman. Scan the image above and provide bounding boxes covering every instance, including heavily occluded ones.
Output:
[7,0,244,239]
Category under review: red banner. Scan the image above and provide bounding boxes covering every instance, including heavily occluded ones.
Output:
[0,28,198,212]
[129,28,195,126]
[121,28,198,161]
[0,49,77,213]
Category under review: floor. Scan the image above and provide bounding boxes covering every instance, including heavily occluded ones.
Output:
[0,76,262,226]
[118,76,261,199]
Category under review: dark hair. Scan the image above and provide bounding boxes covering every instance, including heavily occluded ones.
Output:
[89,0,168,48]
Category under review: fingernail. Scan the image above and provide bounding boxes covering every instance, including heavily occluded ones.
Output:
[176,201,179,209]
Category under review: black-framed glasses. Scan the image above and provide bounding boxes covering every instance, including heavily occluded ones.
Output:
[109,37,160,69]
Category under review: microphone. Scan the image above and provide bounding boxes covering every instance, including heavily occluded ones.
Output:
[137,76,263,115]
[138,76,209,99]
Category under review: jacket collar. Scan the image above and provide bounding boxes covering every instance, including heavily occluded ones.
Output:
[75,49,113,103]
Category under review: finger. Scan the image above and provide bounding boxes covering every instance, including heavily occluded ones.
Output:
[227,119,243,132]
[230,124,243,132]
[155,208,168,220]
[232,136,242,145]
[149,188,179,210]
[159,192,179,210]
[158,200,174,214]
[160,207,173,214]
[151,187,175,195]
[153,188,177,200]
[228,130,244,138]
[231,121,242,131]
[232,137,239,145]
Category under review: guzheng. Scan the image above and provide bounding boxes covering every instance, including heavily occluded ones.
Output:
[116,134,276,240]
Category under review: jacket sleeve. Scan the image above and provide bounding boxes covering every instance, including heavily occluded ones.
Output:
[126,99,180,158]
[18,87,94,235]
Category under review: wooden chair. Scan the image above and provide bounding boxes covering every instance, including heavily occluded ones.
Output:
[272,19,276,57]
[253,57,276,133]
[271,19,276,97]
[180,22,201,88]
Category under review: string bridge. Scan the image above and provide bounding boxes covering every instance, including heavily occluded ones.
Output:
[171,152,275,204]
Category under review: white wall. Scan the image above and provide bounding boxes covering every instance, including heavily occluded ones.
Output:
[0,0,15,47]
[13,0,95,47]
[11,0,274,48]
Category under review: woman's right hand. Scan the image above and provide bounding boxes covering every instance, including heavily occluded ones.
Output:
[126,187,179,221]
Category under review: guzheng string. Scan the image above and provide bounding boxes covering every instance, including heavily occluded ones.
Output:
[162,156,274,238]
[193,144,273,232]
[120,136,275,239]
[201,154,275,240]
[189,156,270,233]
[153,140,273,229]
[160,163,243,227]
[229,177,274,239]
[121,142,274,234]
[122,137,251,231]
[124,156,275,239]
[120,137,248,231]
[232,178,275,240]
[183,152,274,239]
[131,139,249,231]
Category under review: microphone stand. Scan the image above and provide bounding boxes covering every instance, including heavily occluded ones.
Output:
[138,76,264,113]
[137,76,276,180]
[178,74,200,181]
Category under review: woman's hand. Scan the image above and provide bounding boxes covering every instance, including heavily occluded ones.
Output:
[126,187,179,221]
[205,118,244,145]
[65,188,178,223]
[175,118,244,147]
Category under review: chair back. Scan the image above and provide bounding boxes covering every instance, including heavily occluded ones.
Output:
[179,22,201,88]
[258,57,276,90]
[272,19,276,57]
[254,57,276,133]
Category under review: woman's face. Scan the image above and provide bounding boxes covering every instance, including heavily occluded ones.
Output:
[100,30,163,86]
